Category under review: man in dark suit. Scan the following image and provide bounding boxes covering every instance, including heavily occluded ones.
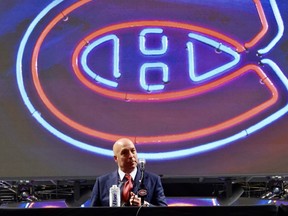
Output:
[90,137,167,207]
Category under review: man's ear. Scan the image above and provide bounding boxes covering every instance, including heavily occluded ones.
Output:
[113,155,117,163]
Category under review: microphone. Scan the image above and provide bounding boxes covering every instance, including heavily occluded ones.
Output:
[138,158,147,205]
[139,158,146,172]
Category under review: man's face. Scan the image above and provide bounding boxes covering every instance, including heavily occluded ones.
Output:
[114,139,138,173]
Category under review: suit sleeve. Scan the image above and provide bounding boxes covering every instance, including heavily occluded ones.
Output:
[90,178,101,207]
[152,175,168,206]
[142,173,167,207]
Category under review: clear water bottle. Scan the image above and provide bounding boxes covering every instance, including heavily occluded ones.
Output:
[109,185,120,207]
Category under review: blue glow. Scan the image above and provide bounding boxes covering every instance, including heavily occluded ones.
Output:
[138,131,247,160]
[188,33,240,82]
[32,111,113,156]
[140,62,169,91]
[15,0,288,161]
[16,0,64,115]
[140,58,288,160]
[139,28,168,55]
[260,59,288,91]
[245,59,288,134]
[258,0,283,54]
[16,0,113,158]
[81,34,120,87]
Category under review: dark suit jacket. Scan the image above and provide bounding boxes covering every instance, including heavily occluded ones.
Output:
[90,168,167,207]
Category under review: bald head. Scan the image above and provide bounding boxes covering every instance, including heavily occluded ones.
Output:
[113,138,138,173]
[113,138,134,154]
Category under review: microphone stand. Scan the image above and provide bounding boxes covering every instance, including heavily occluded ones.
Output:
[138,166,147,205]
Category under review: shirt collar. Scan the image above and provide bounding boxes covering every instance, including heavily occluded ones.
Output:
[118,167,137,181]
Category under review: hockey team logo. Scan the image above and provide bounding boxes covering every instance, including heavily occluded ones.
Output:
[16,0,288,159]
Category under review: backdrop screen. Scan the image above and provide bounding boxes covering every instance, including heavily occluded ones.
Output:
[0,0,288,179]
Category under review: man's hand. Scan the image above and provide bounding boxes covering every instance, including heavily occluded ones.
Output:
[129,192,149,207]
[129,192,141,206]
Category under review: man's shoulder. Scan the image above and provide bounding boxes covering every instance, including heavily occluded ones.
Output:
[97,171,117,180]
[144,170,161,179]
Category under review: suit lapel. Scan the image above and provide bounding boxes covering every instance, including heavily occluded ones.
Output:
[133,169,141,193]
[107,171,120,188]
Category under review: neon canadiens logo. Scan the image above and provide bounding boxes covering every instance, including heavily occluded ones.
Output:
[16,0,288,160]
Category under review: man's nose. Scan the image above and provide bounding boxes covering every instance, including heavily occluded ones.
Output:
[128,151,134,157]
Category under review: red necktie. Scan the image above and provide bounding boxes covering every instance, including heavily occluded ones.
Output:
[122,174,133,203]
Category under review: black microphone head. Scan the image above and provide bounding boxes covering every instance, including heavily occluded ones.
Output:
[139,158,146,171]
